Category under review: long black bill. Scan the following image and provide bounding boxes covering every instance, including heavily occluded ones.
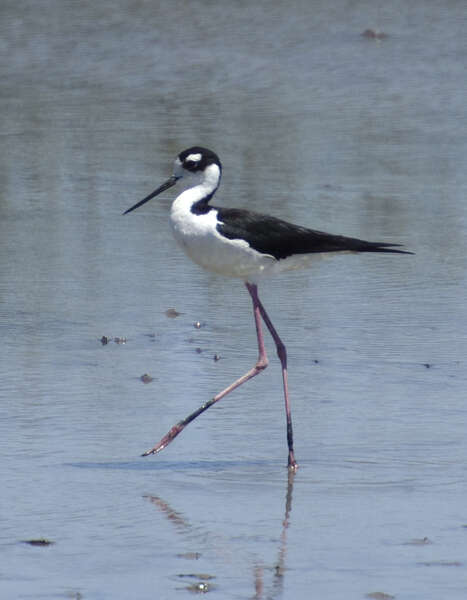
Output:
[123,176,179,215]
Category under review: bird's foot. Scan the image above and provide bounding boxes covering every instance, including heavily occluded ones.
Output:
[141,422,184,457]
[287,451,298,472]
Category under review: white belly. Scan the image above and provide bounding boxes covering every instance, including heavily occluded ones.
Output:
[170,204,275,280]
[169,196,331,282]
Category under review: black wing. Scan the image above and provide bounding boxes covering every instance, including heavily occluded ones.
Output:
[216,207,412,260]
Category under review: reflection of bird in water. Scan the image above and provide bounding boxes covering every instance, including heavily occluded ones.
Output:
[144,468,297,597]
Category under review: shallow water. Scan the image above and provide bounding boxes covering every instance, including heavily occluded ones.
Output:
[1,1,467,598]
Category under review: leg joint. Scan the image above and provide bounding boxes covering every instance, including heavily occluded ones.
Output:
[276,342,287,364]
[256,356,269,371]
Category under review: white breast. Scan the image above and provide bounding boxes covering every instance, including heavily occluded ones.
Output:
[169,194,275,280]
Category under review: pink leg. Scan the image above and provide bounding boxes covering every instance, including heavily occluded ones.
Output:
[142,283,298,470]
[245,283,298,471]
[141,283,269,457]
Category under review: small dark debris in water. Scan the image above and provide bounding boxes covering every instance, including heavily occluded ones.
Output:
[366,593,395,600]
[178,573,215,580]
[213,354,221,362]
[423,363,432,369]
[177,552,201,560]
[23,538,55,546]
[178,573,215,593]
[140,374,153,384]
[361,29,388,40]
[166,308,181,318]
[194,321,203,329]
[195,347,203,354]
[403,536,432,546]
[417,560,463,567]
[100,336,127,345]
[313,359,319,364]
[186,582,210,593]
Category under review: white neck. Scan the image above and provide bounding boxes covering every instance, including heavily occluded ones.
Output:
[174,163,221,208]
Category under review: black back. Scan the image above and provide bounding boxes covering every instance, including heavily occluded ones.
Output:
[216,207,411,260]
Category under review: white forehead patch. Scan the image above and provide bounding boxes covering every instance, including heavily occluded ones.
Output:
[186,153,202,163]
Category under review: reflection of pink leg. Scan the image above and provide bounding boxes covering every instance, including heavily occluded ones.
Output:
[246,283,298,471]
[142,282,269,457]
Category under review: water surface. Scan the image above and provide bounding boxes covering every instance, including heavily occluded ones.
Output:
[1,1,466,598]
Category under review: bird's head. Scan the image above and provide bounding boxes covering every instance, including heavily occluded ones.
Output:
[123,147,222,215]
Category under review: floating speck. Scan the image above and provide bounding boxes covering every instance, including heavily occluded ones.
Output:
[178,572,215,593]
[417,560,463,567]
[178,573,215,581]
[140,374,153,384]
[361,29,388,39]
[186,582,210,593]
[403,537,432,546]
[22,538,55,546]
[101,335,128,345]
[166,308,181,318]
[176,552,201,560]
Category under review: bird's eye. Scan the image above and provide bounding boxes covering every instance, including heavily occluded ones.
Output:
[184,159,199,171]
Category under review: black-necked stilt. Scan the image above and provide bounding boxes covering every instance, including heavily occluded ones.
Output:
[124,146,412,470]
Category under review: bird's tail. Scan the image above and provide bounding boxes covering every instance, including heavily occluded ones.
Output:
[360,242,414,255]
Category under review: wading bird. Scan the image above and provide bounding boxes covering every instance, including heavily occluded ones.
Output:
[124,147,412,470]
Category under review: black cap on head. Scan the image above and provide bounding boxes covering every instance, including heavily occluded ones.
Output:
[178,147,221,173]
